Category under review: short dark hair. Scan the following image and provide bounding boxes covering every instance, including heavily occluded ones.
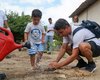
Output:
[48,18,52,20]
[54,19,70,30]
[31,9,42,18]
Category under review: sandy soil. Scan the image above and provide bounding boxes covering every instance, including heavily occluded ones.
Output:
[0,50,100,80]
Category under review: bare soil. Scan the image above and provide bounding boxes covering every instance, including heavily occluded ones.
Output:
[0,50,100,80]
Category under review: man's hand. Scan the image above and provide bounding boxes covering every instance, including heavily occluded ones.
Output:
[47,30,52,33]
[49,62,59,69]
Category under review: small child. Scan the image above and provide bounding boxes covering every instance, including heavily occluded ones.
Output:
[24,9,45,70]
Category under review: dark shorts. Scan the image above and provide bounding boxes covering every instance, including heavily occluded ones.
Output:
[79,41,100,57]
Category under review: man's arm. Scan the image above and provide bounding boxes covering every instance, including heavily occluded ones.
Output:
[50,48,79,69]
[47,29,54,32]
[53,43,68,62]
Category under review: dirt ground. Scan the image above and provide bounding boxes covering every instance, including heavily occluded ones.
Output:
[0,50,100,80]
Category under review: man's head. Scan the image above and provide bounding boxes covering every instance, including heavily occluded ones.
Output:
[72,15,79,23]
[48,18,52,24]
[31,9,42,25]
[54,19,71,37]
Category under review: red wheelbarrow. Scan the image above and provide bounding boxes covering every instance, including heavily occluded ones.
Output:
[0,27,31,61]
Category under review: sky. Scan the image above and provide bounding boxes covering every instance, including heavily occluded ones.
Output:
[0,0,85,24]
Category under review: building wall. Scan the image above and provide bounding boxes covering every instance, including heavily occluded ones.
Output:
[78,0,100,24]
[78,10,88,22]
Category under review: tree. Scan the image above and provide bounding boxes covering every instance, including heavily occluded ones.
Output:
[7,11,31,43]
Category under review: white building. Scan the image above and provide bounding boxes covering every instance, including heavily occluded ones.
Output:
[69,0,100,24]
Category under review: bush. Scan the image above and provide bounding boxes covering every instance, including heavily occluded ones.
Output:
[7,11,31,43]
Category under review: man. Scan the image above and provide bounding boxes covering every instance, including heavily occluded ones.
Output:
[71,15,80,26]
[46,18,54,54]
[49,18,100,72]
[0,10,9,28]
[72,15,79,23]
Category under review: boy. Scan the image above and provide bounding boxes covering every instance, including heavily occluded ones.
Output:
[24,9,45,70]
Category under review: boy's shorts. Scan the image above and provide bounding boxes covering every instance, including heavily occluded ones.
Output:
[28,43,44,56]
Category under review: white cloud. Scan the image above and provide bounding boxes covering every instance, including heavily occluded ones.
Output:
[0,2,23,14]
[23,6,45,16]
[19,0,55,5]
[0,0,85,24]
[47,0,55,3]
[42,0,86,24]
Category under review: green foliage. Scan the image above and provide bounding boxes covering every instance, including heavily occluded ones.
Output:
[54,33,62,45]
[44,25,47,32]
[50,33,63,50]
[7,11,31,42]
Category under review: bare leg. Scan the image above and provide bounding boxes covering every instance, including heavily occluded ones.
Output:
[79,42,96,72]
[36,52,43,64]
[30,55,36,69]
[79,42,93,62]
[67,44,87,68]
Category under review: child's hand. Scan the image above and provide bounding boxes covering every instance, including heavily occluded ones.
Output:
[42,39,45,44]
[23,41,31,49]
